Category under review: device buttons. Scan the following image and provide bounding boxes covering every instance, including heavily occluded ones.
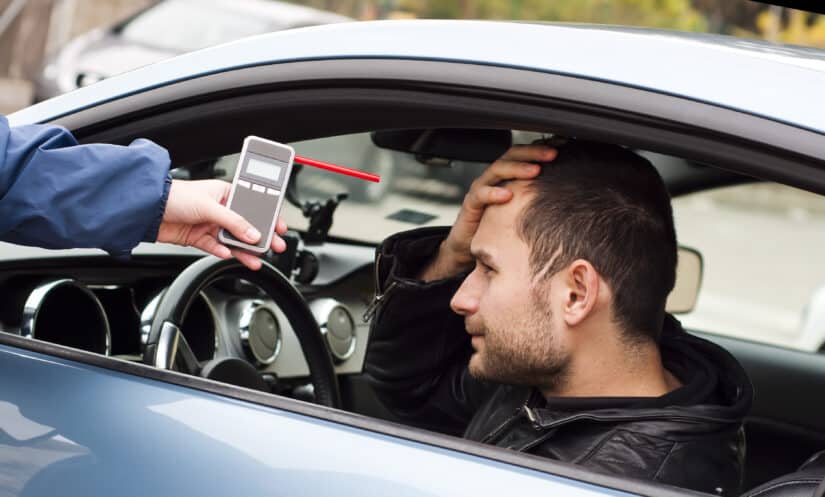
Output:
[252,184,266,193]
[266,188,279,196]
[238,180,251,189]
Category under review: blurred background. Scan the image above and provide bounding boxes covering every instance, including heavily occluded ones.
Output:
[0,0,822,113]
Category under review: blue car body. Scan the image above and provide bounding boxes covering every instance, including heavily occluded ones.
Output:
[4,20,825,497]
[0,344,626,497]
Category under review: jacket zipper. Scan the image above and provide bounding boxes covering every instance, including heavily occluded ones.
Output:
[363,252,398,323]
[529,411,738,431]
[481,390,536,444]
[363,281,398,323]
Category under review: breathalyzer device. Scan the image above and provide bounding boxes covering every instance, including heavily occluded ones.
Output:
[218,136,295,254]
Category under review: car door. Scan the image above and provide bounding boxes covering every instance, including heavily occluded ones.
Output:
[3,339,632,497]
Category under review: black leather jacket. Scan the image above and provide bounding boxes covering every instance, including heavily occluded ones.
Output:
[364,228,753,496]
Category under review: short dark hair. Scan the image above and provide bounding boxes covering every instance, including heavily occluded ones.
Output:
[517,139,677,342]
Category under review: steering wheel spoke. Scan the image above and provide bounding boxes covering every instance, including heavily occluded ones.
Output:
[174,329,202,375]
[154,321,201,375]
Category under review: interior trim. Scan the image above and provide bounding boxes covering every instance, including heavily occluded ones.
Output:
[746,416,825,448]
[693,330,825,433]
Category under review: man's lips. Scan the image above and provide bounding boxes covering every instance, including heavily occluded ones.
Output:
[466,323,485,348]
[465,321,484,337]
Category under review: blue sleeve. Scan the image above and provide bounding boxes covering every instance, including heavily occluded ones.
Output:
[0,115,172,258]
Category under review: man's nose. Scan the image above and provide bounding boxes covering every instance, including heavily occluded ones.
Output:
[450,271,480,316]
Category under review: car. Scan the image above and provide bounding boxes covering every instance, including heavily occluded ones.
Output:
[34,0,351,100]
[3,19,825,497]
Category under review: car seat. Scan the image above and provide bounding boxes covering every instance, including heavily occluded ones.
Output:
[741,450,825,497]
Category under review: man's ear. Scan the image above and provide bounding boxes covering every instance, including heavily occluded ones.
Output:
[562,259,600,327]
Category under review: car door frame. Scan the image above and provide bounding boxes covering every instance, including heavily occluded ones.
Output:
[6,56,825,496]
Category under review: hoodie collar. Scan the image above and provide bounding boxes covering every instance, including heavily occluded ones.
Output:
[524,315,753,430]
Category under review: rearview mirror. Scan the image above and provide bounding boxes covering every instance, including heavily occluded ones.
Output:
[371,128,512,164]
[666,246,703,314]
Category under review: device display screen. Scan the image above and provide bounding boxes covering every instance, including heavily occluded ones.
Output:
[246,156,284,182]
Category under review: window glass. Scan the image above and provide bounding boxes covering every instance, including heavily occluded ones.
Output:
[215,131,549,244]
[218,132,491,244]
[672,183,825,352]
[213,134,825,353]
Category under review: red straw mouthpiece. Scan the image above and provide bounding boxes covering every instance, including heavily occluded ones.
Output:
[294,155,381,183]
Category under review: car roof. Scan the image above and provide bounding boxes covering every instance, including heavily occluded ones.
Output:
[11,20,825,134]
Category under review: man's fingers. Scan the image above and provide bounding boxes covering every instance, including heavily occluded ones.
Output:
[270,235,287,253]
[204,179,232,205]
[477,160,542,186]
[431,144,556,280]
[188,218,264,270]
[231,248,263,271]
[276,218,288,235]
[465,185,512,211]
[472,144,556,187]
[203,202,261,245]
[499,144,557,162]
[453,186,512,234]
[466,160,542,200]
[192,233,232,259]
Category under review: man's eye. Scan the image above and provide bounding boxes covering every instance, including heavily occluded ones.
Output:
[478,261,494,275]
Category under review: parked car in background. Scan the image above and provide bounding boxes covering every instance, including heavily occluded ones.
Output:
[34,0,350,100]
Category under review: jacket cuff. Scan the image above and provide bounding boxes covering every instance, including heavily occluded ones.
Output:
[377,226,453,284]
[101,138,171,258]
[142,173,173,243]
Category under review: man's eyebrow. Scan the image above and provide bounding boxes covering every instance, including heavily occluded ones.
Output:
[470,247,496,266]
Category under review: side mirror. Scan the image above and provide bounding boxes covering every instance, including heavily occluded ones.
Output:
[799,286,825,352]
[666,246,703,314]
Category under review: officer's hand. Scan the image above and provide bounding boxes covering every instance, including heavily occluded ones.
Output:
[156,179,288,271]
[418,144,557,281]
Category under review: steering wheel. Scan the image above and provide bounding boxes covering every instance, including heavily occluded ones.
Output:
[142,256,341,408]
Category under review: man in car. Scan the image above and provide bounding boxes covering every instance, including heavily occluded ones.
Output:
[365,139,753,495]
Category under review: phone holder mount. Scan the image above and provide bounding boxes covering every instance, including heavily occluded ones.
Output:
[285,163,348,246]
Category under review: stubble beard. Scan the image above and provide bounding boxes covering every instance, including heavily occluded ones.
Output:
[466,293,571,392]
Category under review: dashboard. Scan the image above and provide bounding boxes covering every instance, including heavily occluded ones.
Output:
[0,239,377,381]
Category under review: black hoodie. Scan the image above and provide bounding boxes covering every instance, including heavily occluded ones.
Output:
[365,228,753,496]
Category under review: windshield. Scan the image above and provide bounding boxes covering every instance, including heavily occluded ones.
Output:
[119,0,271,52]
[214,131,549,244]
[206,129,825,356]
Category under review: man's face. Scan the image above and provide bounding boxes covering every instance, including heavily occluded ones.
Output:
[450,182,570,390]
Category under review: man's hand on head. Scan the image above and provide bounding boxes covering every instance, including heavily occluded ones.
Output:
[156,179,288,271]
[418,144,557,282]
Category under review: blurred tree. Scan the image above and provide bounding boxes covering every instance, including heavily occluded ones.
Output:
[288,0,825,48]
[395,0,707,31]
[753,7,825,46]
[689,0,763,33]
